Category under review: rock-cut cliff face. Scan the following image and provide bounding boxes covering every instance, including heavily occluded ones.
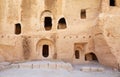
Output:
[0,0,120,69]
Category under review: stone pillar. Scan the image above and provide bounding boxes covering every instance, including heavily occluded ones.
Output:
[101,0,109,13]
[98,0,110,29]
[0,0,7,34]
[21,0,32,34]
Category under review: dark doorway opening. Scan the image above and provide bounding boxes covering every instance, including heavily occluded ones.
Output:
[44,17,52,30]
[81,9,86,19]
[15,23,21,35]
[110,0,116,6]
[75,50,80,59]
[85,53,98,62]
[42,45,49,57]
[57,18,67,29]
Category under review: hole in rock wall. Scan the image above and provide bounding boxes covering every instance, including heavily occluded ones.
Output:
[15,23,21,35]
[44,17,52,30]
[85,53,98,62]
[42,45,49,57]
[75,50,80,59]
[89,36,91,38]
[81,9,86,19]
[57,18,67,29]
[110,0,116,6]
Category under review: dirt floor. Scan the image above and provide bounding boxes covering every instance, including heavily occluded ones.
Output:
[0,61,120,77]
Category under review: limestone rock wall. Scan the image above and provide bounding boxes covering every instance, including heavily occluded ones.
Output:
[103,7,120,66]
[0,0,120,68]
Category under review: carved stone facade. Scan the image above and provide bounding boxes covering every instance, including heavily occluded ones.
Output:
[0,0,120,68]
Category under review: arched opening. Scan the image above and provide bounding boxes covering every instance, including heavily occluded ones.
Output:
[15,23,21,35]
[44,17,52,30]
[75,50,80,59]
[110,0,116,6]
[37,39,55,59]
[85,53,98,62]
[57,18,67,29]
[42,45,49,57]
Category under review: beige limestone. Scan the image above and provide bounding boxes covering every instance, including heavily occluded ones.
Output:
[0,0,120,69]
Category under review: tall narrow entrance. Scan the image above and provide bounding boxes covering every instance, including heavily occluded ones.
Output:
[75,50,80,59]
[74,43,86,62]
[42,45,49,57]
[36,39,55,59]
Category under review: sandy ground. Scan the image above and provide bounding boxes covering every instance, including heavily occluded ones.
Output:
[0,61,120,77]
